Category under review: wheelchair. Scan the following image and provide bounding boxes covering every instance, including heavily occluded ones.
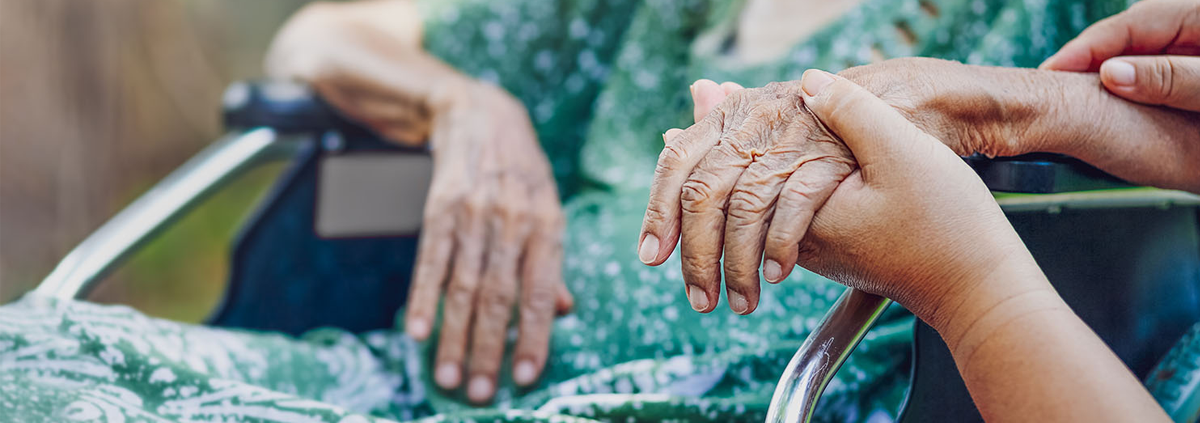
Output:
[30,80,1200,422]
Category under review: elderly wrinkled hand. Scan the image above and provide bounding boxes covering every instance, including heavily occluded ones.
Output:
[794,69,1172,423]
[266,0,571,403]
[637,58,1032,315]
[637,79,856,315]
[640,57,1200,315]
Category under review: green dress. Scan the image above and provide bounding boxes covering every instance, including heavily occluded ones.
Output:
[0,0,1144,422]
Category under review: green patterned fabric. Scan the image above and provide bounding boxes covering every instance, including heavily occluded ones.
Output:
[2,0,1142,422]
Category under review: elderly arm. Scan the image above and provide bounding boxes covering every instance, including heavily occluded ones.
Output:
[267,0,571,403]
[640,57,1200,314]
[844,58,1200,194]
[797,70,1170,422]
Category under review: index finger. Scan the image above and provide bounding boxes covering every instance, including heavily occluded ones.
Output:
[638,112,726,266]
[1040,0,1200,71]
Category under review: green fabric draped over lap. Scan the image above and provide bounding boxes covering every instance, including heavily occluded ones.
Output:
[0,0,1137,422]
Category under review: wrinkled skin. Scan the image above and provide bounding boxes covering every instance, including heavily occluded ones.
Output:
[639,79,855,315]
[266,0,571,403]
[789,69,1169,423]
[412,82,570,402]
[641,57,1200,316]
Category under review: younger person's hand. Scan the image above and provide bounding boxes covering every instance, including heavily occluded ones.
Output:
[788,70,1036,329]
[794,70,1170,422]
[1040,0,1200,112]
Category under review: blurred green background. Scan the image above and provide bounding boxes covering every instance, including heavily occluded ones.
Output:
[0,0,317,322]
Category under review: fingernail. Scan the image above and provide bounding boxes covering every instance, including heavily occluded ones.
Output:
[405,318,429,340]
[514,360,537,385]
[467,375,494,403]
[687,285,709,311]
[435,363,461,388]
[801,69,835,96]
[689,83,696,96]
[728,290,749,314]
[1102,59,1136,86]
[638,234,660,264]
[763,260,782,283]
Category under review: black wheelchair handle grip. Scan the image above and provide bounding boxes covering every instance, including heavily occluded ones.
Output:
[222,80,370,135]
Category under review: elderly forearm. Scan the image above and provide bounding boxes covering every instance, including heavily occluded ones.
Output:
[859,59,1200,193]
[974,66,1200,193]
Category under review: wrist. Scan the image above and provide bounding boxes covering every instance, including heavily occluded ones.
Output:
[847,59,1102,159]
[925,249,1064,359]
[425,71,475,115]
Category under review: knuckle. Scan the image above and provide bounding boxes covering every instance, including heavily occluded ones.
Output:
[657,143,690,169]
[480,290,517,316]
[548,214,567,234]
[727,189,772,221]
[765,226,798,246]
[642,202,672,224]
[680,177,717,212]
[462,197,488,216]
[1154,58,1178,101]
[446,282,477,306]
[725,89,751,105]
[682,260,721,284]
[762,81,788,93]
[724,259,759,279]
[748,102,782,121]
[521,288,557,317]
[493,201,527,224]
[681,249,718,270]
[780,179,819,205]
[425,193,459,215]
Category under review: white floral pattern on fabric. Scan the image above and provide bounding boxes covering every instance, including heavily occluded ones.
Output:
[2,0,1139,422]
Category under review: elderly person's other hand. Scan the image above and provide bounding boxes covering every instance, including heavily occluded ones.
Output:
[1040,0,1200,112]
[267,0,571,403]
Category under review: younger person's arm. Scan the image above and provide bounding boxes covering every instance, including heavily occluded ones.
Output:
[795,70,1170,422]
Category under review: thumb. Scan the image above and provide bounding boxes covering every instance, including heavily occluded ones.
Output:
[798,69,946,179]
[554,282,574,315]
[1100,56,1200,112]
[690,79,725,123]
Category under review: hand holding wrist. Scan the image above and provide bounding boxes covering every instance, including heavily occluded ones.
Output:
[845,58,1200,193]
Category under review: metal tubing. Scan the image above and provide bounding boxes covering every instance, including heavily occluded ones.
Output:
[766,288,892,423]
[33,128,300,300]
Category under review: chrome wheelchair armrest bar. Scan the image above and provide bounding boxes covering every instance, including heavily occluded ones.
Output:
[766,288,892,423]
[32,128,304,300]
